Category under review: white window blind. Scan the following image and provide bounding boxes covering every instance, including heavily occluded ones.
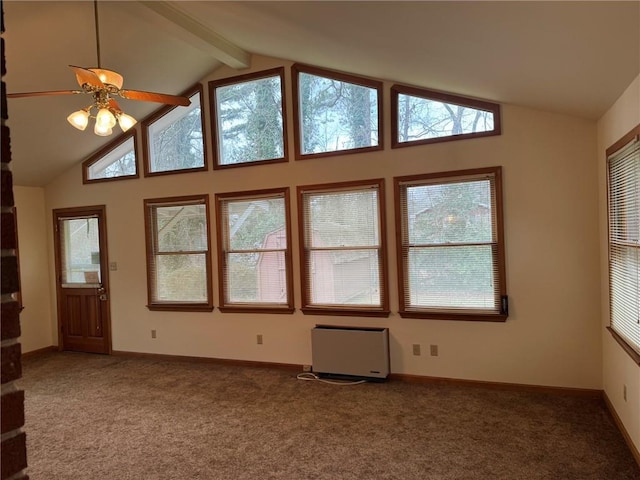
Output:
[144,195,212,310]
[217,190,292,311]
[608,136,640,355]
[299,180,388,314]
[396,167,507,320]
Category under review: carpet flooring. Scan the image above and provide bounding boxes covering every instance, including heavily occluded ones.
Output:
[18,351,640,479]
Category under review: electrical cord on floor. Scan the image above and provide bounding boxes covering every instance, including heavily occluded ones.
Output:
[296,372,367,385]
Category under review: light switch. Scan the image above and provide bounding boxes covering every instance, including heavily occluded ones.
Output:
[109,262,118,271]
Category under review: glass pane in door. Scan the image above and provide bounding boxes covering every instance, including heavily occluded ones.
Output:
[60,217,102,285]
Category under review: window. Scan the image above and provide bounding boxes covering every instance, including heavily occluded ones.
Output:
[216,188,293,313]
[142,85,207,176]
[395,167,507,321]
[292,64,383,160]
[607,125,640,364]
[391,84,501,148]
[298,179,389,316]
[82,131,138,183]
[144,195,213,311]
[209,68,287,168]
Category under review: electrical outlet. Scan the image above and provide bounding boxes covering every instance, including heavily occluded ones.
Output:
[303,365,312,372]
[430,344,439,356]
[623,384,627,402]
[151,329,156,339]
[257,334,263,345]
[412,344,421,356]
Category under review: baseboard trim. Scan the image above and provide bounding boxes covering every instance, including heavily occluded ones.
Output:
[21,345,57,359]
[603,391,640,468]
[111,350,301,372]
[388,373,602,398]
[111,350,602,397]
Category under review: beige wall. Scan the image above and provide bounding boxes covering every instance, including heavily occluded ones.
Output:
[597,74,640,452]
[14,186,54,353]
[37,55,603,389]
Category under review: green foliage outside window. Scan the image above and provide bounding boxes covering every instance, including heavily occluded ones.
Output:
[216,75,284,166]
[299,72,378,155]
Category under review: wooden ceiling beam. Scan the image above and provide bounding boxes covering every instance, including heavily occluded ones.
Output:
[132,1,250,69]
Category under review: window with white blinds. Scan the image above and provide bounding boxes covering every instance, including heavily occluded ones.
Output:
[395,167,507,321]
[607,126,640,362]
[298,179,389,316]
[216,188,293,313]
[144,195,213,311]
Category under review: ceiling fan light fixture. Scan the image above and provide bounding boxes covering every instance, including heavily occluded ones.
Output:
[117,112,137,132]
[96,108,117,129]
[10,0,190,138]
[94,122,113,137]
[67,109,90,131]
[90,68,124,89]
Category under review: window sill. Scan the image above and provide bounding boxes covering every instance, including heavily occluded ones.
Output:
[607,327,640,366]
[295,144,383,162]
[301,307,390,318]
[218,306,295,314]
[146,304,214,313]
[143,165,208,178]
[83,173,139,185]
[213,157,288,170]
[399,310,507,322]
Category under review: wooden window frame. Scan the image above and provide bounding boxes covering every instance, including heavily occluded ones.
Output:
[82,130,139,184]
[142,84,208,177]
[391,84,502,149]
[215,187,294,314]
[606,124,640,365]
[292,63,384,161]
[298,178,390,317]
[209,67,288,170]
[144,194,214,312]
[394,166,507,322]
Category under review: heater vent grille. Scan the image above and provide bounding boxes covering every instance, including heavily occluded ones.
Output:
[311,325,389,379]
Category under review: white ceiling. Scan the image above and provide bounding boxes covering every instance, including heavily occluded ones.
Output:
[3,1,639,187]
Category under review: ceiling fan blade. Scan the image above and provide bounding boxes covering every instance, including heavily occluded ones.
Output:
[108,98,123,113]
[7,90,81,98]
[119,89,191,107]
[69,65,104,88]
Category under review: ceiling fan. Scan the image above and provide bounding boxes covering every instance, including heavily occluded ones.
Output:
[7,0,191,136]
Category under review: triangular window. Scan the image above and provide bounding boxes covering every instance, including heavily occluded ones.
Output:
[392,85,501,147]
[143,85,207,175]
[83,131,138,183]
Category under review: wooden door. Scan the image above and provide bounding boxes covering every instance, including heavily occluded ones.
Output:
[53,206,111,354]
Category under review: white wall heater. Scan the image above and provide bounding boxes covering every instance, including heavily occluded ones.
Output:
[311,325,390,380]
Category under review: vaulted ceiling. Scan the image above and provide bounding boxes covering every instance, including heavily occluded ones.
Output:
[3,1,639,186]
